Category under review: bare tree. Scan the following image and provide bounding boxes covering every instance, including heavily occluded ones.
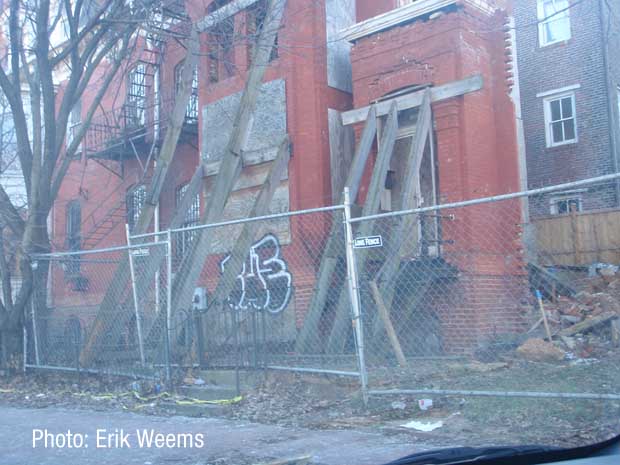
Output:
[0,0,159,367]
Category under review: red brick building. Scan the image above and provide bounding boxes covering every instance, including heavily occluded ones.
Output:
[50,0,527,356]
[342,0,527,352]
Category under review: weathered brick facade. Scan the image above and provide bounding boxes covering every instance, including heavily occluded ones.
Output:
[514,0,620,217]
[349,0,528,352]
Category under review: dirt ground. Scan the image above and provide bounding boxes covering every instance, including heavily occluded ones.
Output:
[2,350,619,452]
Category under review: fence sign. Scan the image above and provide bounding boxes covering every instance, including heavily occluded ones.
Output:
[353,235,383,249]
[131,248,150,257]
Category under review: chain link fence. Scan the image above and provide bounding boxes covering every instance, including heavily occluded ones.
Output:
[24,174,620,403]
[155,206,361,377]
[26,241,172,379]
[352,176,620,401]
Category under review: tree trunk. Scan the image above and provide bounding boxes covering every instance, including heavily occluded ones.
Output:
[1,325,22,370]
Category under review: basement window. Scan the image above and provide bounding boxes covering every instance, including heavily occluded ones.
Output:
[537,0,571,47]
[543,91,577,147]
[550,194,583,215]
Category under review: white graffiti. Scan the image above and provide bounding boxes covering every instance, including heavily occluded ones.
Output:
[220,234,292,314]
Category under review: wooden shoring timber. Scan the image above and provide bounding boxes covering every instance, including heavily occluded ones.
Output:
[170,165,206,229]
[185,137,290,353]
[325,102,399,354]
[166,0,288,332]
[80,29,201,365]
[341,75,483,126]
[369,281,407,367]
[370,89,432,341]
[196,0,260,32]
[294,106,378,353]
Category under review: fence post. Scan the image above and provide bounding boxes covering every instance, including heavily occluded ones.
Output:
[125,225,146,367]
[343,187,369,405]
[30,295,40,366]
[165,230,173,385]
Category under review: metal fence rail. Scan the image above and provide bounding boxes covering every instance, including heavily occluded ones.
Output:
[24,173,620,404]
[26,240,172,380]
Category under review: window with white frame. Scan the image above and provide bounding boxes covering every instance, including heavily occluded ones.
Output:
[126,184,146,233]
[537,0,571,47]
[67,98,82,154]
[550,194,583,215]
[174,183,201,263]
[543,91,577,147]
[126,64,147,128]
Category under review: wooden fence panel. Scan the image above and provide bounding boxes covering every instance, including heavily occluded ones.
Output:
[532,209,620,266]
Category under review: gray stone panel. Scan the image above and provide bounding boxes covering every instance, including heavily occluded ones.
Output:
[201,79,287,162]
[326,0,355,93]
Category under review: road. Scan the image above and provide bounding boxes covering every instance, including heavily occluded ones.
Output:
[0,405,423,465]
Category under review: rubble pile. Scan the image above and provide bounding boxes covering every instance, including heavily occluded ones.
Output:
[519,271,620,361]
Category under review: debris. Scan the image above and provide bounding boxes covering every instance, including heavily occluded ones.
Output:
[589,263,619,278]
[401,419,443,432]
[558,313,618,337]
[391,401,406,410]
[561,315,582,325]
[418,399,433,410]
[516,338,565,362]
[560,336,577,350]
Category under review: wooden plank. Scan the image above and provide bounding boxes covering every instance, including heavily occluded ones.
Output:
[203,145,284,176]
[371,90,432,339]
[328,108,355,204]
[208,137,290,314]
[369,281,407,367]
[170,164,205,229]
[204,161,289,192]
[168,0,288,340]
[340,0,456,42]
[196,0,261,32]
[294,106,377,353]
[559,313,618,337]
[326,102,399,354]
[612,319,620,348]
[341,75,483,126]
[80,30,202,365]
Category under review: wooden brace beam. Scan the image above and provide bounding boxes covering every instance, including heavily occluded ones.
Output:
[341,75,483,126]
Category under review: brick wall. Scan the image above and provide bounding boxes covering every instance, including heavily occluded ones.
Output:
[349,2,527,353]
[51,0,354,337]
[514,0,619,217]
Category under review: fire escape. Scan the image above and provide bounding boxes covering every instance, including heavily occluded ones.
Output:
[77,0,196,249]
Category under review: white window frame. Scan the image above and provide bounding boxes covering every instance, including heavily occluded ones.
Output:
[549,192,583,215]
[543,90,578,148]
[67,99,82,153]
[537,0,571,47]
[617,86,620,135]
